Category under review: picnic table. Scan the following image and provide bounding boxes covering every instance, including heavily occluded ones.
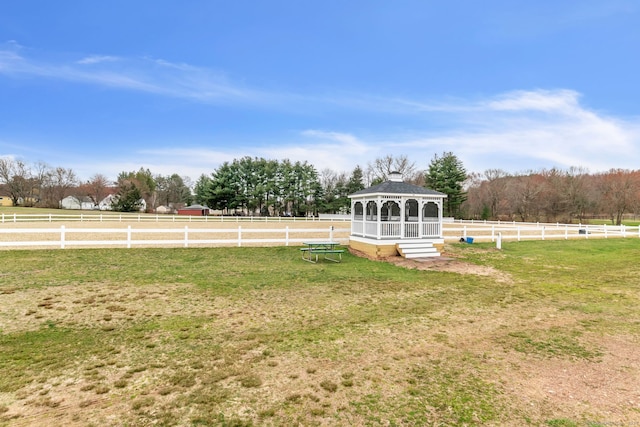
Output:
[301,241,344,263]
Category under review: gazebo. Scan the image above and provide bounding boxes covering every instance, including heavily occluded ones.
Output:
[348,172,447,259]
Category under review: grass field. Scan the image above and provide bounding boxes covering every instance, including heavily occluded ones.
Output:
[1,239,639,426]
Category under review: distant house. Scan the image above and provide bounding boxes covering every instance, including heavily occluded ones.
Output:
[177,204,210,216]
[60,196,95,210]
[98,194,146,212]
[0,196,12,207]
[98,194,117,211]
[155,205,176,214]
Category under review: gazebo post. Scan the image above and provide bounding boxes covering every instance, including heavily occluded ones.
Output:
[376,196,381,239]
[400,196,405,239]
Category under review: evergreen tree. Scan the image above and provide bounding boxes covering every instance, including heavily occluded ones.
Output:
[112,180,143,212]
[425,152,467,218]
[193,174,212,205]
[346,166,365,195]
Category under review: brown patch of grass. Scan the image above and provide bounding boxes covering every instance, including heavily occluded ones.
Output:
[94,385,109,395]
[319,380,338,393]
[1,242,640,426]
[239,374,262,388]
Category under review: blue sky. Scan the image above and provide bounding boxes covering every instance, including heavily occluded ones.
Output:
[1,1,640,182]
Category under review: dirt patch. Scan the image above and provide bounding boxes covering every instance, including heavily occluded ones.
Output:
[349,248,514,283]
[498,334,640,424]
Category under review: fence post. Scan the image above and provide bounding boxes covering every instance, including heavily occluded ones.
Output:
[604,224,608,238]
[49,213,52,222]
[496,232,502,250]
[330,226,334,242]
[285,226,289,246]
[60,225,65,249]
[541,226,545,240]
[127,225,132,248]
[184,226,189,248]
[1,213,3,223]
[517,227,521,241]
[565,224,568,240]
[238,226,242,247]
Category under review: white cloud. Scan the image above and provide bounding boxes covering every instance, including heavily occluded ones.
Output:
[75,89,640,180]
[2,46,639,178]
[485,89,581,113]
[0,46,265,104]
[389,89,640,172]
[260,130,374,172]
[300,130,368,149]
[77,55,120,65]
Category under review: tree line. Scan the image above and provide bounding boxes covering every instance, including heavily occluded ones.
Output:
[0,158,194,212]
[190,153,469,217]
[463,167,640,225]
[192,157,365,216]
[0,153,469,217]
[0,158,77,208]
[19,152,640,225]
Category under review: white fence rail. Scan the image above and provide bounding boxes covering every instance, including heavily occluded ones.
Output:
[0,225,351,250]
[443,221,640,242]
[1,214,638,249]
[0,213,350,224]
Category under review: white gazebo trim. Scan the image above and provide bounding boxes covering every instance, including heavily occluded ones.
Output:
[349,177,446,240]
[350,194,445,240]
[348,173,447,258]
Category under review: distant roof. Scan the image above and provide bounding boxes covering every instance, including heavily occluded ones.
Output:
[349,180,446,198]
[180,204,210,210]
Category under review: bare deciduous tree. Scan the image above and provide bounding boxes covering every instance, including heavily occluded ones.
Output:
[597,169,640,225]
[85,173,111,206]
[40,167,78,208]
[0,158,33,205]
[366,154,420,185]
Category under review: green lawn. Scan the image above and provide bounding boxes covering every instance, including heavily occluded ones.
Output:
[1,241,639,426]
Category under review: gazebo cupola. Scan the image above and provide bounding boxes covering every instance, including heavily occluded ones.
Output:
[348,172,447,259]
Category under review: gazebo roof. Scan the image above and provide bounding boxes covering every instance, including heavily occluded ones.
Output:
[349,179,446,198]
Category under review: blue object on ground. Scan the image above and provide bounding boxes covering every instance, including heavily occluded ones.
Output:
[466,237,474,244]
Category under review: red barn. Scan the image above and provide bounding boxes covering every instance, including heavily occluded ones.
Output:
[177,204,210,216]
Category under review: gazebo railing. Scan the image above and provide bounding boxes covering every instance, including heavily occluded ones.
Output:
[405,223,419,238]
[422,221,440,237]
[381,222,401,237]
[353,220,442,239]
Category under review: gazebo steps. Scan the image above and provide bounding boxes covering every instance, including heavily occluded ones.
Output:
[396,242,441,258]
